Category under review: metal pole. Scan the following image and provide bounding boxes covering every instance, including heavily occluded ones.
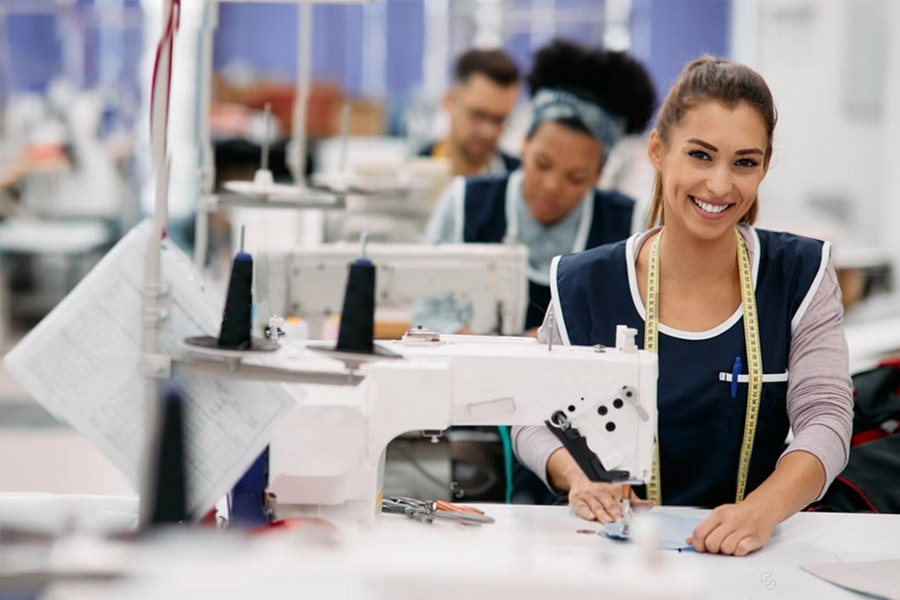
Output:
[194,0,218,270]
[140,0,177,528]
[292,1,312,185]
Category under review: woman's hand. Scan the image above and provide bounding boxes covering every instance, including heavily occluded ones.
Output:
[687,452,827,556]
[568,471,654,522]
[687,499,778,556]
[546,447,653,523]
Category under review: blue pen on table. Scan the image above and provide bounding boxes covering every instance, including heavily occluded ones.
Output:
[731,356,741,399]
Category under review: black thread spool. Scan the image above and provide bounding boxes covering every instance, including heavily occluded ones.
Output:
[149,385,188,526]
[335,257,376,354]
[218,250,254,349]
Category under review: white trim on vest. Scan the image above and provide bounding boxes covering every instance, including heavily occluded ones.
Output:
[625,232,645,323]
[743,223,762,291]
[549,255,572,346]
[791,240,832,333]
[503,169,523,243]
[488,152,508,176]
[626,227,763,341]
[571,187,595,254]
[451,175,466,243]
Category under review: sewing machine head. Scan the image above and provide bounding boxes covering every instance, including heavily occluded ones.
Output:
[266,327,657,524]
[272,243,529,337]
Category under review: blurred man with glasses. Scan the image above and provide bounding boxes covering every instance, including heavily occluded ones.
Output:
[421,48,521,176]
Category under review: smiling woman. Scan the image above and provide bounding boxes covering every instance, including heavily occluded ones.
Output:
[645,56,778,230]
[513,56,854,557]
[649,101,768,244]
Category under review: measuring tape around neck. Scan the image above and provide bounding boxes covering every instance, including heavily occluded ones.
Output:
[644,227,762,504]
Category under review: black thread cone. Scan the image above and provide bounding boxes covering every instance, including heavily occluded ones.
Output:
[335,259,376,353]
[218,252,253,349]
[150,386,187,525]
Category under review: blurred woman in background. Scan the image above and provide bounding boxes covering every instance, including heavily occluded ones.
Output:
[415,39,654,335]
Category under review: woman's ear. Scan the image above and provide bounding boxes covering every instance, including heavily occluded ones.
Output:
[647,129,663,171]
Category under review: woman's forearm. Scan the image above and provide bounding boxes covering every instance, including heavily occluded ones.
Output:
[743,450,825,523]
[546,447,582,492]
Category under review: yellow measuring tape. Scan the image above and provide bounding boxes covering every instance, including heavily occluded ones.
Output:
[644,228,762,504]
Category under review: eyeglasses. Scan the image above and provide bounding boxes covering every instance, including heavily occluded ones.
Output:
[455,97,510,129]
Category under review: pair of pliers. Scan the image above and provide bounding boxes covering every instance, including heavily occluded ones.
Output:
[382,497,494,525]
[431,500,486,515]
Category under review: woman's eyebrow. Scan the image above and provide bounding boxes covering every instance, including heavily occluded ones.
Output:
[687,138,764,156]
[686,138,717,151]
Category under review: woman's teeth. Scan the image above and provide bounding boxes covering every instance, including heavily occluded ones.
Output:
[691,196,729,214]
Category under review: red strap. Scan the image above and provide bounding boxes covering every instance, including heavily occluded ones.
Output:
[836,475,880,513]
[149,0,181,152]
[198,506,218,526]
[851,428,889,447]
[877,356,900,369]
[249,518,338,535]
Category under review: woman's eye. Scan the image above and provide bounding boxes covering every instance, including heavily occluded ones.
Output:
[688,150,711,161]
[735,158,759,168]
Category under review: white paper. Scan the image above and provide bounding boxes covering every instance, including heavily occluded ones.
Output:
[3,220,299,517]
[604,512,702,550]
[653,513,703,550]
[801,560,900,600]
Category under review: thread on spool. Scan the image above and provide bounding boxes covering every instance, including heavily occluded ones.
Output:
[149,385,188,526]
[335,257,376,353]
[218,251,254,349]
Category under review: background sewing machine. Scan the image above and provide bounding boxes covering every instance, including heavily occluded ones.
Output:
[258,242,529,339]
[259,327,657,524]
[251,241,529,501]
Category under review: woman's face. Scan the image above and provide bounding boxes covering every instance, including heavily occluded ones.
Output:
[648,100,769,241]
[521,121,603,226]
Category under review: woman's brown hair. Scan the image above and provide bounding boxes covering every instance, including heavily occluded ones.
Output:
[645,56,777,229]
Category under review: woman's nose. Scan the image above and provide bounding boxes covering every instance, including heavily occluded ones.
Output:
[706,164,732,197]
[542,173,561,193]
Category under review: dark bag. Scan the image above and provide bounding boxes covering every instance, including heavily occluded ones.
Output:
[813,360,900,513]
[849,360,900,445]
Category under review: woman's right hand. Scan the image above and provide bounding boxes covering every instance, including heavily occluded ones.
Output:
[568,472,653,522]
[548,448,653,523]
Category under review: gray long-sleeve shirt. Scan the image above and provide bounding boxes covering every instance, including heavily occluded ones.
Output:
[513,227,854,502]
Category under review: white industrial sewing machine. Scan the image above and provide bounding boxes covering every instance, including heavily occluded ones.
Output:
[258,242,529,337]
[256,326,657,524]
[135,0,654,528]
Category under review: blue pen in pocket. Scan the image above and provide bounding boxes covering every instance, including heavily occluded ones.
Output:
[731,356,741,399]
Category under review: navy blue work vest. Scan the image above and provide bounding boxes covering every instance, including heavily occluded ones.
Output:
[462,174,634,331]
[552,228,829,507]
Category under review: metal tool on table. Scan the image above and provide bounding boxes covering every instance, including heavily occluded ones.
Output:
[382,497,495,525]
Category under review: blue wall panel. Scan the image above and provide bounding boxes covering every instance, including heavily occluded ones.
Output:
[5,13,65,93]
[632,0,732,97]
[385,0,423,102]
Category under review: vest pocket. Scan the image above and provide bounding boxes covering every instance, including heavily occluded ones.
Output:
[717,371,790,384]
[717,371,790,404]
